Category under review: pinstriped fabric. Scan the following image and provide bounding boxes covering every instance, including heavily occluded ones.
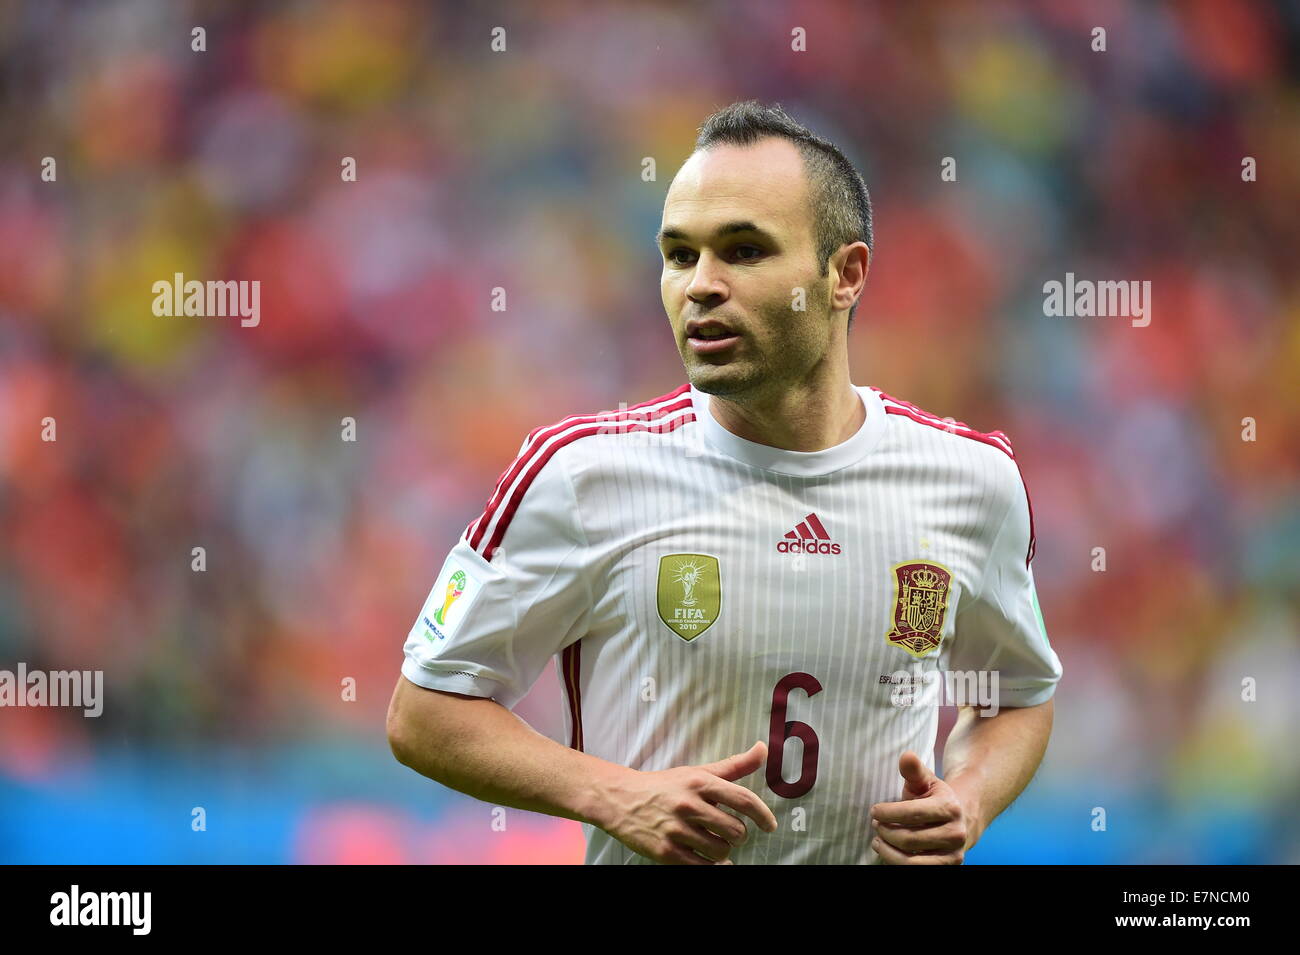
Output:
[508,381,1060,865]
[873,387,1036,567]
[514,386,696,769]
[466,385,692,559]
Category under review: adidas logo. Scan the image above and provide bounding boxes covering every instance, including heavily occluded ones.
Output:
[776,512,842,555]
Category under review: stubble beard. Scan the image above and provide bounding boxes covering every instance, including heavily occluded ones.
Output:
[685,280,831,406]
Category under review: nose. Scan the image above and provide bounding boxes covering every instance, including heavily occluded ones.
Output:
[685,249,729,305]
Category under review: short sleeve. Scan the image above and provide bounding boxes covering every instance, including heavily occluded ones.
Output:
[400,442,594,711]
[948,462,1062,708]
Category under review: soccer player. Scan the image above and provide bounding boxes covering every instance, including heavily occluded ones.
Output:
[387,101,1062,865]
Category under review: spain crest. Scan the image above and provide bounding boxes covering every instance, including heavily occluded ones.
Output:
[885,561,953,658]
[657,554,721,642]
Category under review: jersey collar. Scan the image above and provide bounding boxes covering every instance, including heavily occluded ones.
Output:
[688,382,888,476]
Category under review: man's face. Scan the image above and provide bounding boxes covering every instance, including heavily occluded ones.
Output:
[658,137,834,400]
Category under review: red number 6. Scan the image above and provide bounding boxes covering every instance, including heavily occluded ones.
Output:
[766,671,822,798]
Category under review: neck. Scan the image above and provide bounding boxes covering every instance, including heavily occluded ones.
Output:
[707,370,865,453]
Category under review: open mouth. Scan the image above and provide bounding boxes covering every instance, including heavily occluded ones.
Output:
[686,319,738,343]
[687,329,741,353]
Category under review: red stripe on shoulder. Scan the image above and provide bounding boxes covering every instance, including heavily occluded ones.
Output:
[624,382,691,410]
[871,387,1035,567]
[480,409,694,560]
[465,385,695,557]
[871,387,1015,459]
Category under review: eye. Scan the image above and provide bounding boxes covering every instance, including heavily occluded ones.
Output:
[665,245,763,266]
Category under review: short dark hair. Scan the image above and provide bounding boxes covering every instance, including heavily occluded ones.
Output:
[693,100,873,330]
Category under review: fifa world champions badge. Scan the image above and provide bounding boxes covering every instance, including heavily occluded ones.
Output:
[885,561,953,658]
[657,554,721,642]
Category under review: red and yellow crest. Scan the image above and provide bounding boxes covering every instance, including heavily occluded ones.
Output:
[885,561,953,658]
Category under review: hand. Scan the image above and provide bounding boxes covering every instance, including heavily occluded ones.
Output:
[869,751,975,865]
[595,741,779,865]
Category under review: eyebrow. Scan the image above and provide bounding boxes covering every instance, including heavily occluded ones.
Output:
[655,220,777,246]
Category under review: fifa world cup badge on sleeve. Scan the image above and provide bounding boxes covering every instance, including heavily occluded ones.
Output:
[657,554,722,643]
[884,561,953,658]
[420,558,483,642]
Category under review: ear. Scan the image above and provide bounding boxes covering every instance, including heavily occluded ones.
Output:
[831,241,870,314]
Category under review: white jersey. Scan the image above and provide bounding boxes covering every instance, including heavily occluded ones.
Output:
[401,381,1062,864]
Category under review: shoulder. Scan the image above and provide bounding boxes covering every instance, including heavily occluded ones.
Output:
[869,385,1016,462]
[463,383,696,560]
[868,385,1036,565]
[522,381,696,462]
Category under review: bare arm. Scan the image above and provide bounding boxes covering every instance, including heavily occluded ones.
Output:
[385,674,778,863]
[941,697,1054,850]
[386,674,620,825]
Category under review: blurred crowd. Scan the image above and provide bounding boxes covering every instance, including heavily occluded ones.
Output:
[1,0,1297,862]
